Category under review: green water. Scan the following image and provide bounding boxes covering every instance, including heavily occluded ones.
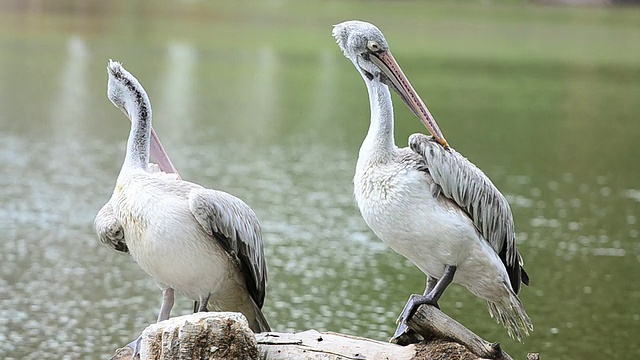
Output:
[1,1,639,359]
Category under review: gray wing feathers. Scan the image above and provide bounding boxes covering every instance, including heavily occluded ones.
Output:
[95,202,128,253]
[188,189,267,308]
[409,133,524,291]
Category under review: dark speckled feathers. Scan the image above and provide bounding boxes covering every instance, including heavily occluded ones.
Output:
[107,60,152,170]
[188,189,267,310]
[409,133,528,294]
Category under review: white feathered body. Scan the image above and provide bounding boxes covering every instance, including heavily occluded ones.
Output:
[354,140,531,341]
[354,148,512,304]
[110,170,250,313]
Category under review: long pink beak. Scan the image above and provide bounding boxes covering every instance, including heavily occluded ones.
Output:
[370,50,449,148]
[150,127,181,179]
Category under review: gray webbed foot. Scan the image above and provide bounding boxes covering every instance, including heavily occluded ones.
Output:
[397,293,440,326]
[390,265,457,345]
[390,322,424,345]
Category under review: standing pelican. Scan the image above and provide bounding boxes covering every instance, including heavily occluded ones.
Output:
[333,21,532,342]
[94,61,270,351]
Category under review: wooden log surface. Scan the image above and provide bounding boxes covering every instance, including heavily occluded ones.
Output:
[111,312,259,360]
[403,305,514,360]
[110,306,539,360]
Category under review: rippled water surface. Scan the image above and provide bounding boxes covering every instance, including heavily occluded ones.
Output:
[1,1,639,359]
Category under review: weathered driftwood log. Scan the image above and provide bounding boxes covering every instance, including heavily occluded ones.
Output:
[400,305,514,360]
[110,312,258,360]
[111,306,538,360]
[257,331,481,359]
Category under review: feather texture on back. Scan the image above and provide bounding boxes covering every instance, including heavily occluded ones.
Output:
[409,133,528,294]
[188,188,267,309]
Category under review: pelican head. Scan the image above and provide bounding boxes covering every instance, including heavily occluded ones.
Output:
[106,59,177,174]
[107,60,151,121]
[333,20,448,148]
[332,21,390,79]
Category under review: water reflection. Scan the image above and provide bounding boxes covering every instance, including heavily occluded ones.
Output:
[50,35,89,135]
[307,50,338,125]
[239,46,279,139]
[157,41,197,142]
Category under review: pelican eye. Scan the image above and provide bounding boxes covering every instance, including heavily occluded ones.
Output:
[367,40,381,52]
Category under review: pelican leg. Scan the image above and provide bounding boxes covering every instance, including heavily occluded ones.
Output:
[424,275,438,296]
[197,293,211,312]
[391,276,439,344]
[157,287,175,322]
[391,266,457,344]
[122,287,175,358]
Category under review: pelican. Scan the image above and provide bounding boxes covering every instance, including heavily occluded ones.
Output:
[333,21,532,343]
[94,61,270,352]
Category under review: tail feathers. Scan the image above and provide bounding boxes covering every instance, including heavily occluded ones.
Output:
[487,293,533,342]
[245,297,271,333]
[240,296,271,334]
[521,267,530,286]
[202,296,271,333]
